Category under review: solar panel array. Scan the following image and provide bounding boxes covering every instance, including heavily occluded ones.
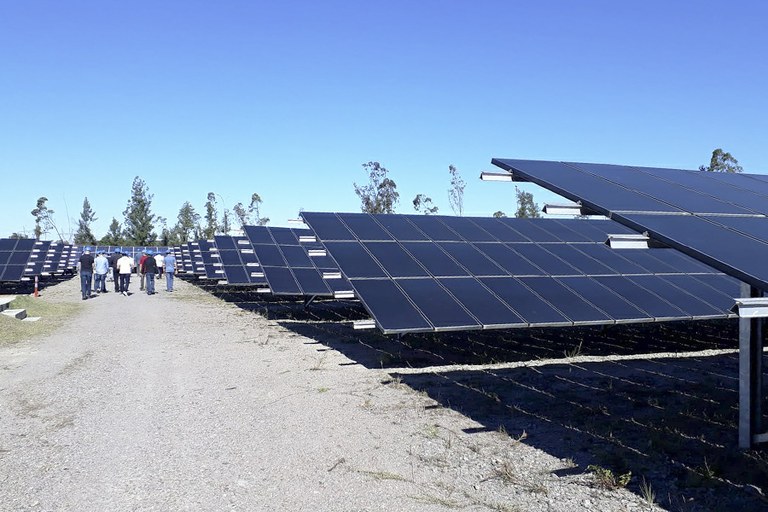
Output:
[243,226,349,296]
[300,212,739,334]
[491,159,768,292]
[213,235,265,285]
[0,238,36,282]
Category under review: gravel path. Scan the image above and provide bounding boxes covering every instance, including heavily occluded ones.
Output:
[2,277,664,511]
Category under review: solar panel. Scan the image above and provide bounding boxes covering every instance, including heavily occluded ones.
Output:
[492,159,768,292]
[0,238,35,282]
[243,225,351,296]
[213,235,265,285]
[301,212,736,334]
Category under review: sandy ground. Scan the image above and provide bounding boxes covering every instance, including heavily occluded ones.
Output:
[0,276,766,511]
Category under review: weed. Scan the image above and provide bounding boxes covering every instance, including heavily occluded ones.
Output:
[309,353,327,371]
[317,386,329,393]
[564,340,583,358]
[493,461,520,484]
[357,469,409,482]
[639,477,656,507]
[423,423,439,438]
[587,464,632,490]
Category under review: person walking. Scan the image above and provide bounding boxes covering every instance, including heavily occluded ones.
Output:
[163,250,177,292]
[138,250,148,291]
[109,250,121,292]
[77,247,95,300]
[154,251,164,278]
[93,251,110,294]
[142,251,158,295]
[116,250,135,296]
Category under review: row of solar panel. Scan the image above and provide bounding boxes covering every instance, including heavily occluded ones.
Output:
[0,239,78,282]
[167,214,740,334]
[491,159,768,293]
[298,213,740,333]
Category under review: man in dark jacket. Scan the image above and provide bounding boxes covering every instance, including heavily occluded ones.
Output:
[109,251,121,292]
[141,251,158,295]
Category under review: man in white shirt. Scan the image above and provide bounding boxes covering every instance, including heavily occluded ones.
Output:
[116,250,135,296]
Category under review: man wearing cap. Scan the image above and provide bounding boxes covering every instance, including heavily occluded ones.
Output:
[93,250,110,294]
[77,247,95,300]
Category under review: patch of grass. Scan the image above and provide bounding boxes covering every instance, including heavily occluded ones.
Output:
[317,386,330,393]
[0,295,83,345]
[587,464,632,490]
[564,340,584,358]
[639,477,656,507]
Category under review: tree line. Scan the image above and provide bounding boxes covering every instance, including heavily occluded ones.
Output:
[20,177,269,246]
[13,148,741,243]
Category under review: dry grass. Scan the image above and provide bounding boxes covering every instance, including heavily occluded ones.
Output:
[0,295,82,345]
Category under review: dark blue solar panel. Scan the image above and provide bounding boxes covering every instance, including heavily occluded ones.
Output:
[468,218,529,242]
[401,242,470,277]
[263,266,301,294]
[437,217,497,242]
[364,242,429,278]
[397,279,480,330]
[244,225,274,244]
[281,245,313,267]
[574,244,649,274]
[573,162,755,215]
[374,215,429,241]
[557,277,649,322]
[224,265,251,284]
[472,243,542,275]
[214,236,237,250]
[1,265,26,281]
[252,245,285,267]
[323,242,387,279]
[407,216,463,241]
[437,242,507,276]
[338,213,393,241]
[15,239,35,251]
[0,239,17,251]
[292,268,332,295]
[590,276,687,320]
[350,279,432,333]
[492,159,685,213]
[480,277,571,325]
[509,244,581,276]
[518,277,612,324]
[544,244,615,275]
[499,218,560,242]
[627,275,726,318]
[271,229,299,245]
[300,212,355,241]
[435,278,526,327]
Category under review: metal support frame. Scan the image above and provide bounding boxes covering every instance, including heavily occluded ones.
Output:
[736,283,768,448]
[303,295,317,308]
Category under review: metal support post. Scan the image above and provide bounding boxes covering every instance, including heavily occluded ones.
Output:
[738,284,766,448]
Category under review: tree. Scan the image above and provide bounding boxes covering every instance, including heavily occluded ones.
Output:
[73,197,98,245]
[699,148,743,173]
[122,177,157,245]
[220,207,232,235]
[493,211,507,218]
[203,192,218,239]
[413,194,438,215]
[9,232,29,239]
[31,197,55,240]
[233,202,248,228]
[448,164,465,216]
[173,201,200,243]
[249,193,269,226]
[100,217,124,245]
[514,186,541,218]
[354,161,399,214]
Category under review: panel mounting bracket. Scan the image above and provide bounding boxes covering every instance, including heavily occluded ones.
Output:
[734,284,768,448]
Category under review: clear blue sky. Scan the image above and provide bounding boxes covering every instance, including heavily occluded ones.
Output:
[2,1,767,239]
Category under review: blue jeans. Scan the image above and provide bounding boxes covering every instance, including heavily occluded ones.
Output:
[119,274,131,293]
[80,272,92,298]
[146,272,155,294]
[165,271,174,291]
[94,273,107,292]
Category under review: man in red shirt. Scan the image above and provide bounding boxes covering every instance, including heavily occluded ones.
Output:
[138,250,149,291]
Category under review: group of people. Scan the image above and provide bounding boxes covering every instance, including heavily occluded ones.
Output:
[77,248,177,300]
